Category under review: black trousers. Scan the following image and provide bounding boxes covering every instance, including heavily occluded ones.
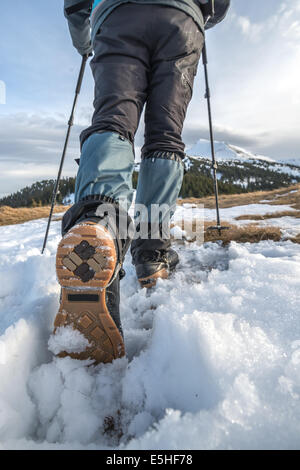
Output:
[80,4,204,157]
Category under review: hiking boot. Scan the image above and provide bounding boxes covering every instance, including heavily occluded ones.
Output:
[106,268,125,338]
[54,219,125,365]
[134,248,179,288]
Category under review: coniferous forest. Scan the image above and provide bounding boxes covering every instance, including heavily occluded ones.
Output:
[1,157,300,208]
[0,178,76,208]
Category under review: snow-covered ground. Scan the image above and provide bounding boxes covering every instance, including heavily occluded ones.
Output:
[174,201,300,239]
[175,202,296,223]
[0,206,300,450]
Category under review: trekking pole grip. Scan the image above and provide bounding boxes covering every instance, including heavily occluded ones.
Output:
[75,54,89,95]
[202,42,208,65]
[69,54,89,125]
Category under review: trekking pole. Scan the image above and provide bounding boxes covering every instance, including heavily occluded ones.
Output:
[41,54,89,254]
[202,41,229,236]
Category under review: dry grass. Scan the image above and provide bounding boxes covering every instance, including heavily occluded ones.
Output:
[204,222,282,244]
[178,184,300,235]
[178,184,300,210]
[172,221,282,245]
[289,234,300,244]
[1,184,299,246]
[266,186,300,210]
[235,210,300,221]
[0,205,70,226]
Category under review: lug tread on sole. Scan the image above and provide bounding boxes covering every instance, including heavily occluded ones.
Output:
[54,222,125,365]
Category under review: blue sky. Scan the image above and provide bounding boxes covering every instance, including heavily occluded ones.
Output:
[0,0,300,196]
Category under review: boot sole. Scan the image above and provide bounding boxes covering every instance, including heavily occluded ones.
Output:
[54,221,125,364]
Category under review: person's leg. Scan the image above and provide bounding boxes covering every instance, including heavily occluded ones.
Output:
[65,3,152,294]
[132,8,204,286]
[76,3,151,212]
[54,5,152,364]
[143,9,203,157]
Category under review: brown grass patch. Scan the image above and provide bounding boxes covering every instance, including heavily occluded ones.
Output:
[235,210,300,221]
[289,234,300,245]
[172,221,282,245]
[178,184,300,210]
[204,223,282,244]
[177,185,300,246]
[0,205,70,226]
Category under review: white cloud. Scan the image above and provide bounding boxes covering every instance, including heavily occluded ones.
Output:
[237,16,251,35]
[0,113,81,196]
[235,15,265,41]
[233,0,300,46]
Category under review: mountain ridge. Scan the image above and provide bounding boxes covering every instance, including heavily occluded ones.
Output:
[186,138,299,166]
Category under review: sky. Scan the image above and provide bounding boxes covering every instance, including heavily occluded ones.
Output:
[0,0,300,197]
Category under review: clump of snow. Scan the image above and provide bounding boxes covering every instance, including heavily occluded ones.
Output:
[62,193,75,205]
[170,225,187,240]
[0,212,300,449]
[48,326,91,355]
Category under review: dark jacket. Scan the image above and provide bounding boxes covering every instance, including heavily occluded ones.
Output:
[64,0,230,56]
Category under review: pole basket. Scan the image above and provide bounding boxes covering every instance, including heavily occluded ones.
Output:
[206,225,230,236]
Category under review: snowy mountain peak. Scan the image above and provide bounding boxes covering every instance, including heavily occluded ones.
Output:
[186,139,275,163]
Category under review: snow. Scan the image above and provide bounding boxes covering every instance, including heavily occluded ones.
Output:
[186,139,300,178]
[258,217,300,239]
[173,202,296,223]
[170,225,187,240]
[0,211,300,449]
[62,193,75,205]
[48,326,91,355]
[269,164,300,178]
[186,139,275,163]
[173,202,300,238]
[205,203,296,224]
